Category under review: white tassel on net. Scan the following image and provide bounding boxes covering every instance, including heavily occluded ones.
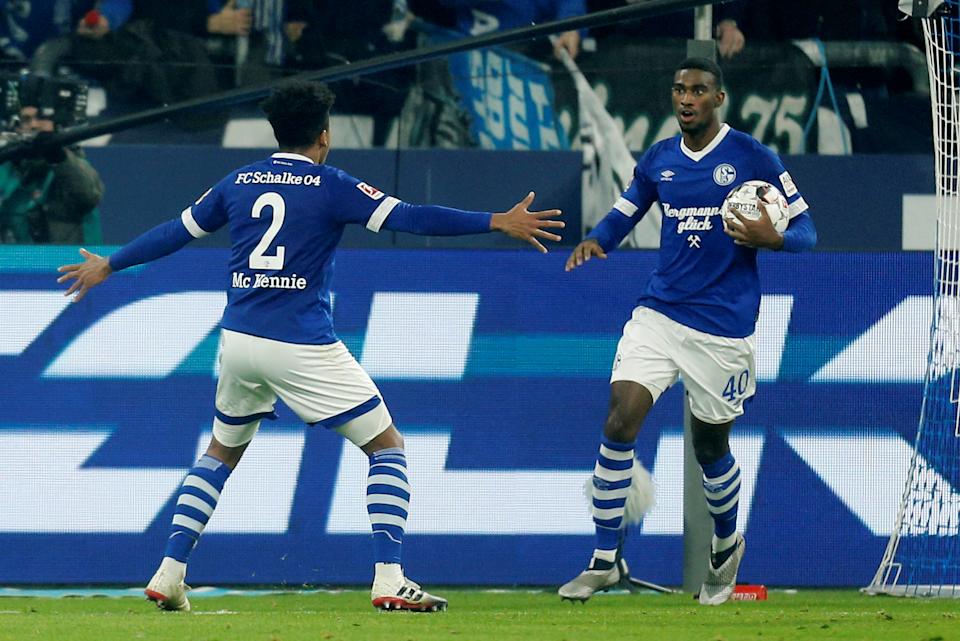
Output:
[583,459,657,526]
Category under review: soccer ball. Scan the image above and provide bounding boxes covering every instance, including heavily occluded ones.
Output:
[721,180,789,233]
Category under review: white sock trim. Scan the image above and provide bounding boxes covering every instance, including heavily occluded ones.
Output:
[592,548,617,563]
[713,532,738,554]
[375,562,404,584]
[599,444,634,461]
[593,463,634,482]
[704,475,742,501]
[160,556,187,576]
[702,462,740,486]
[706,493,739,516]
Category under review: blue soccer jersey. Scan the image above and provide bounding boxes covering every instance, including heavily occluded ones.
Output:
[106,152,493,344]
[590,124,810,338]
[183,152,413,344]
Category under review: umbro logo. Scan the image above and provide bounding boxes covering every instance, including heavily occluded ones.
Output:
[660,170,675,182]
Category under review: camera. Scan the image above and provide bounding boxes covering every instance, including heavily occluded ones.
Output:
[0,72,89,131]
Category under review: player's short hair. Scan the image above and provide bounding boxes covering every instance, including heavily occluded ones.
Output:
[675,57,724,90]
[261,81,336,149]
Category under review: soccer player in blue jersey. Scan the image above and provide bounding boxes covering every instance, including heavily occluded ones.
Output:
[557,58,817,605]
[57,80,564,613]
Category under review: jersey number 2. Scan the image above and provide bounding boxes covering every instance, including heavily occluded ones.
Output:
[249,192,286,270]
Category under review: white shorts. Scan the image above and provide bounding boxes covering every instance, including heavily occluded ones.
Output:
[610,307,757,423]
[213,329,392,447]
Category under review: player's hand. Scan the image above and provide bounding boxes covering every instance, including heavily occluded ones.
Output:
[723,203,784,250]
[565,239,607,272]
[491,191,564,253]
[57,248,113,302]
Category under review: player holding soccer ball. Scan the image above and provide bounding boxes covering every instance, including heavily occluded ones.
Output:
[559,58,816,605]
[56,81,564,613]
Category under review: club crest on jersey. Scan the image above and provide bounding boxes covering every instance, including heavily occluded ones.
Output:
[357,182,385,200]
[713,164,736,186]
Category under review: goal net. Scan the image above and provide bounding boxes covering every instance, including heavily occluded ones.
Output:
[866,0,960,597]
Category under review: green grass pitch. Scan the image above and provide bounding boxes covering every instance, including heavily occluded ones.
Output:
[0,589,958,641]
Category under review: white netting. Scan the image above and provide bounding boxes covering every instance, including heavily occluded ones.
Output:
[866,1,960,598]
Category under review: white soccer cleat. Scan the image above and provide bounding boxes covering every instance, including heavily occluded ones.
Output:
[144,557,191,612]
[371,575,448,612]
[558,558,624,602]
[698,533,746,606]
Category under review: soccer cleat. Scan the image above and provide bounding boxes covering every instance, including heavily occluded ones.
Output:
[698,533,746,606]
[558,558,624,602]
[144,557,191,612]
[371,576,448,612]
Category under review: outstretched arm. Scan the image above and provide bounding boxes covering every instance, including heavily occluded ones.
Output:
[566,155,658,271]
[380,192,564,253]
[56,216,197,302]
[565,204,645,272]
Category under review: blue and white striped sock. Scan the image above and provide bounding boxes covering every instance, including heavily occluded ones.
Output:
[701,453,741,559]
[366,447,409,565]
[591,438,635,568]
[164,454,231,562]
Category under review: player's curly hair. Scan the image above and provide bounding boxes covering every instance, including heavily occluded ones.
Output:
[261,81,336,149]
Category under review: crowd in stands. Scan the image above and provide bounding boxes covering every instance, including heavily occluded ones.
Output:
[1,0,925,107]
[0,1,927,118]
[0,0,936,244]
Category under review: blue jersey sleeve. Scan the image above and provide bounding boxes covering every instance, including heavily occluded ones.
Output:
[327,170,492,235]
[753,143,809,220]
[326,170,400,231]
[781,212,817,253]
[382,203,492,236]
[108,218,194,271]
[750,141,816,253]
[107,184,226,271]
[585,150,658,252]
[183,184,228,237]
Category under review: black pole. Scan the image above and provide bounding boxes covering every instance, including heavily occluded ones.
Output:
[0,0,732,162]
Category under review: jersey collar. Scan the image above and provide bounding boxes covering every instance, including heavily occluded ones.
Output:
[271,152,315,164]
[679,123,730,163]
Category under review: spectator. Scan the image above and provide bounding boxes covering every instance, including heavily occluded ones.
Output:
[285,1,416,146]
[31,0,232,124]
[587,0,747,59]
[431,0,587,60]
[92,0,285,73]
[739,0,902,42]
[0,75,103,244]
[80,0,251,41]
[285,0,409,68]
[0,0,94,62]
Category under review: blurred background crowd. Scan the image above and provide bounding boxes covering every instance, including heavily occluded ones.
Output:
[0,0,935,244]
